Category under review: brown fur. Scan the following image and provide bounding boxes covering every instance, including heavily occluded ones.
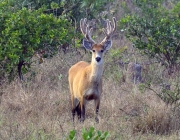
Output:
[68,44,104,122]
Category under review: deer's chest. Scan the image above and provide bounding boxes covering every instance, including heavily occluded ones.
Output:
[84,82,100,100]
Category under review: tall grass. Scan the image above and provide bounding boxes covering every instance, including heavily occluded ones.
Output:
[0,43,179,140]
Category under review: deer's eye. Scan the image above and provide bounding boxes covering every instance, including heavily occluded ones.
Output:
[92,50,95,52]
[101,50,104,53]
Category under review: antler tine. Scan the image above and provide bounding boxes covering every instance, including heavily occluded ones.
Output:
[107,20,112,33]
[100,17,117,45]
[112,17,117,33]
[80,18,86,36]
[80,18,96,44]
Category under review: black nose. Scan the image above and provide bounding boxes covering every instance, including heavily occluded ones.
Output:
[96,57,101,62]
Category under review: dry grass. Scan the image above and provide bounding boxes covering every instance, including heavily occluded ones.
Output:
[0,44,180,140]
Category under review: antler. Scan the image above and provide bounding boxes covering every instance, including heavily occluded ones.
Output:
[80,18,96,44]
[100,17,117,45]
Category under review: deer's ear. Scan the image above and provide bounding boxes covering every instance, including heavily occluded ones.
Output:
[103,40,112,51]
[83,39,92,50]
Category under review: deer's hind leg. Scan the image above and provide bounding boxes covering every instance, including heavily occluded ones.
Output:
[74,98,81,121]
[71,95,75,122]
[79,98,85,122]
[71,95,80,122]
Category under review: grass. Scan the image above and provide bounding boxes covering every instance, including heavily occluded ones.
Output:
[0,43,180,140]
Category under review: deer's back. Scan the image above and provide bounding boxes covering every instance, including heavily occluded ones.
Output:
[68,61,89,79]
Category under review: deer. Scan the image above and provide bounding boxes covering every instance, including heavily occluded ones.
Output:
[68,17,116,122]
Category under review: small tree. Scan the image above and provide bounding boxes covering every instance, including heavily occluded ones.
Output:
[119,0,180,72]
[0,1,74,81]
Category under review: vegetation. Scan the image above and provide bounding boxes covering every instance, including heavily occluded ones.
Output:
[20,0,114,23]
[118,0,180,111]
[0,0,74,81]
[119,0,180,71]
[67,127,109,140]
[0,0,180,139]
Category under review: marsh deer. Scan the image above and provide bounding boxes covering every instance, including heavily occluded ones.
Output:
[68,17,116,122]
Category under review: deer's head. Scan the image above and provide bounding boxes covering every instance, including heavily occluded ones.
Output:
[80,17,117,64]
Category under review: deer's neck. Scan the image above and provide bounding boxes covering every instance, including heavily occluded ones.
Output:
[89,60,103,82]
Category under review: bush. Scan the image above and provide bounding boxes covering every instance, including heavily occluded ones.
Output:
[0,1,74,81]
[119,0,180,72]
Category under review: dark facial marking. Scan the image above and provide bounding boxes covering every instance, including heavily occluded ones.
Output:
[95,57,101,62]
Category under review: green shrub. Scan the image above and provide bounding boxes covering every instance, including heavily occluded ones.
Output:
[119,0,180,71]
[66,127,110,140]
[0,1,74,81]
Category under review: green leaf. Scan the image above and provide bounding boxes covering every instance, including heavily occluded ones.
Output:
[68,130,76,140]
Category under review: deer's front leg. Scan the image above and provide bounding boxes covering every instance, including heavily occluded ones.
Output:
[94,98,100,123]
